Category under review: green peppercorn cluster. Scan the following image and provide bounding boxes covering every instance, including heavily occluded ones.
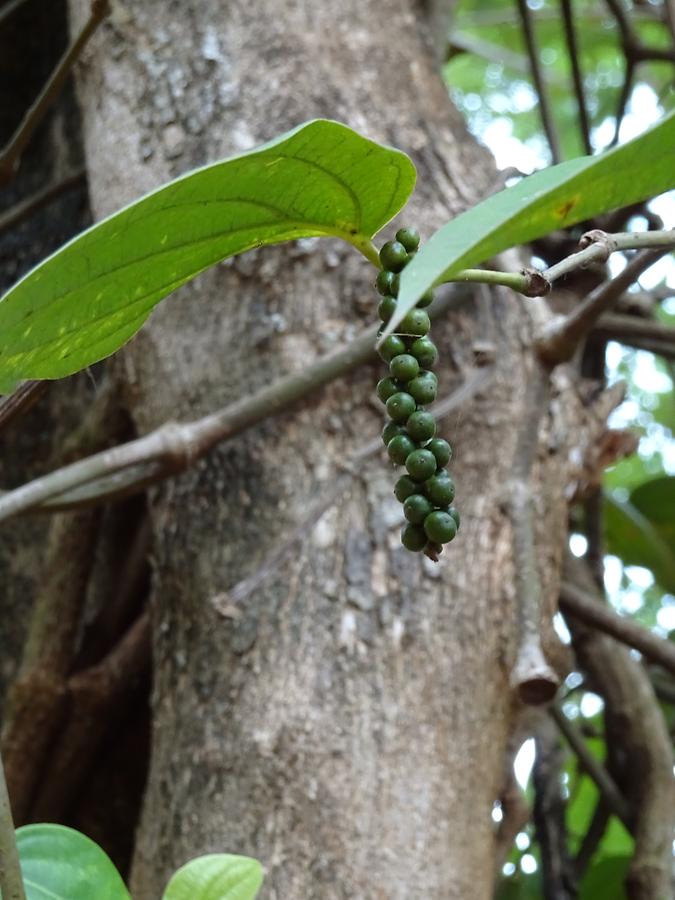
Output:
[376,227,460,557]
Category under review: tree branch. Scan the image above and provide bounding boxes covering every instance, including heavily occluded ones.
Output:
[550,703,631,827]
[515,0,561,163]
[438,229,675,297]
[560,0,591,155]
[0,1,109,183]
[559,580,675,678]
[592,313,675,361]
[0,753,25,900]
[536,246,670,364]
[0,289,469,521]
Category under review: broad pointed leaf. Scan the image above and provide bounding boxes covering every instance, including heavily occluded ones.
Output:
[386,110,675,338]
[604,492,675,594]
[162,853,263,900]
[0,120,415,392]
[16,824,130,900]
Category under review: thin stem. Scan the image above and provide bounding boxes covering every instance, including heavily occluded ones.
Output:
[0,169,86,239]
[437,230,675,298]
[550,704,631,828]
[560,0,592,155]
[0,1,109,183]
[0,753,25,900]
[516,0,561,163]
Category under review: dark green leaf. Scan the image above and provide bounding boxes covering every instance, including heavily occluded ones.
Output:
[604,492,675,594]
[580,856,630,900]
[16,823,130,900]
[387,111,675,338]
[162,854,263,900]
[630,476,675,548]
[0,120,415,392]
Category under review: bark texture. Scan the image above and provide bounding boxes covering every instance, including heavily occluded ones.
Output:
[67,1,585,897]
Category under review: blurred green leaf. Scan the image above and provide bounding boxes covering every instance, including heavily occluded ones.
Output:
[0,119,415,393]
[580,856,630,900]
[495,873,543,899]
[604,492,675,594]
[162,854,263,900]
[16,824,130,900]
[630,476,675,547]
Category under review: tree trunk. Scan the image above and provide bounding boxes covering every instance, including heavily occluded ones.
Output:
[68,1,577,896]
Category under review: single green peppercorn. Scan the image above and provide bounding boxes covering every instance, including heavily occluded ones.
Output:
[378,334,406,363]
[376,270,396,296]
[401,523,427,552]
[399,308,431,336]
[424,510,457,544]
[396,227,420,252]
[425,474,455,506]
[405,448,437,482]
[417,288,434,308]
[403,493,434,524]
[394,475,418,502]
[447,506,461,530]
[388,433,417,465]
[427,437,452,467]
[410,336,438,369]
[376,377,401,403]
[408,372,437,405]
[390,353,420,382]
[378,296,397,322]
[406,410,436,442]
[386,391,416,423]
[382,421,404,446]
[379,240,408,273]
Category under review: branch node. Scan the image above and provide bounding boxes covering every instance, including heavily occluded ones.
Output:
[521,267,551,297]
[578,229,616,258]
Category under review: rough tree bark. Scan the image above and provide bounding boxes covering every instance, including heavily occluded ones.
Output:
[66,1,591,897]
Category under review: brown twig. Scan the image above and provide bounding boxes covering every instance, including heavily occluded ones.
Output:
[574,798,611,877]
[0,1,109,183]
[31,612,151,821]
[537,246,670,364]
[515,0,561,162]
[560,580,675,678]
[0,168,86,238]
[550,704,631,827]
[560,0,592,155]
[592,312,675,361]
[0,510,101,821]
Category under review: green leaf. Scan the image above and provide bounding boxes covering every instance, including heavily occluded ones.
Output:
[162,854,263,900]
[604,492,675,594]
[580,856,630,900]
[0,120,415,393]
[387,111,675,338]
[15,823,130,900]
[630,476,675,548]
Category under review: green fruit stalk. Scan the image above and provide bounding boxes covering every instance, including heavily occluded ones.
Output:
[375,227,459,559]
